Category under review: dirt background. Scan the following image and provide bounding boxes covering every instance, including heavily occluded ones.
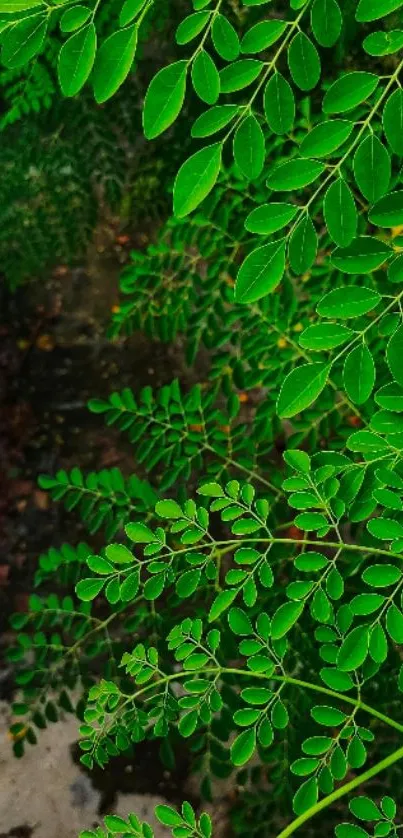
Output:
[0,220,226,838]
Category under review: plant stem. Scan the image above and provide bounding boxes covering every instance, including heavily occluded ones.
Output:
[276,744,403,838]
[126,667,403,734]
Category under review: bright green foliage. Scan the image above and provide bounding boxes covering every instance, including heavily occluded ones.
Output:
[7,1,403,837]
[0,0,155,100]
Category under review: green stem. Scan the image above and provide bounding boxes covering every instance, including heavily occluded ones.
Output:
[125,667,403,734]
[276,745,403,838]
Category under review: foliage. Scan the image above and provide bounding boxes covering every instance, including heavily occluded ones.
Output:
[0,0,165,104]
[0,81,175,285]
[6,0,403,837]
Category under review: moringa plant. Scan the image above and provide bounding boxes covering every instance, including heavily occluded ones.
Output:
[6,0,403,836]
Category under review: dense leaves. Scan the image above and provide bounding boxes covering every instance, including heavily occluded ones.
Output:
[6,2,403,838]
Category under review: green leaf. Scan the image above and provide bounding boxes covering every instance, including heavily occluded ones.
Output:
[264,72,295,135]
[173,143,222,218]
[288,32,320,91]
[311,0,342,47]
[300,120,353,158]
[369,623,388,662]
[208,588,237,621]
[375,383,403,411]
[299,323,353,351]
[191,49,220,105]
[349,797,382,821]
[155,805,183,827]
[369,191,403,228]
[60,5,91,33]
[293,777,318,815]
[353,135,390,203]
[143,61,187,140]
[234,708,260,726]
[383,89,403,155]
[371,410,403,435]
[0,0,44,9]
[241,20,286,54]
[155,499,183,518]
[219,59,263,93]
[288,214,317,274]
[241,687,273,705]
[76,578,105,601]
[356,0,403,22]
[283,449,311,473]
[317,286,381,319]
[120,571,140,602]
[245,203,298,235]
[335,825,369,838]
[295,512,328,530]
[176,569,201,598]
[323,179,357,247]
[58,23,96,97]
[381,797,397,819]
[386,603,403,643]
[176,11,210,44]
[105,544,134,564]
[3,14,47,69]
[267,159,324,191]
[311,705,346,725]
[197,482,224,497]
[125,522,156,543]
[367,519,403,541]
[87,554,114,575]
[387,326,403,388]
[363,30,403,56]
[347,430,389,454]
[234,240,286,303]
[191,104,239,137]
[330,237,391,274]
[323,72,378,114]
[104,815,130,832]
[119,0,146,26]
[338,626,369,671]
[143,573,165,600]
[233,114,265,180]
[277,363,330,418]
[93,25,137,104]
[228,607,253,636]
[271,601,304,639]
[231,728,256,766]
[320,668,354,692]
[343,344,375,405]
[211,13,240,61]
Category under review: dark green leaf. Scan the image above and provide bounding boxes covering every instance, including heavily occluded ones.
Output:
[323,72,378,114]
[288,214,317,274]
[264,72,295,135]
[288,32,320,91]
[343,344,375,405]
[311,0,342,47]
[324,179,357,247]
[353,135,390,203]
[387,326,403,388]
[233,114,265,179]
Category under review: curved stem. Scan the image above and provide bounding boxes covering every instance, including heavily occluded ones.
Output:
[126,667,403,734]
[276,745,403,838]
